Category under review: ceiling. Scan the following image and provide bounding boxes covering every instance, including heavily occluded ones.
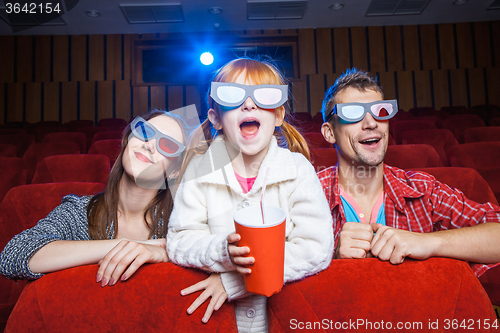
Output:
[0,0,499,36]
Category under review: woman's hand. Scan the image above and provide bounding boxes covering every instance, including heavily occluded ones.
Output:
[227,233,254,274]
[181,273,228,323]
[96,238,168,287]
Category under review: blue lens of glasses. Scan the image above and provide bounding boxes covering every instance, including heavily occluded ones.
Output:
[342,105,365,119]
[135,122,156,140]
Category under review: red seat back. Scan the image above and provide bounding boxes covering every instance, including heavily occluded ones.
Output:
[0,134,35,157]
[0,157,26,204]
[290,112,313,123]
[22,142,80,183]
[385,144,443,169]
[442,114,486,143]
[42,132,87,154]
[401,129,458,166]
[464,126,500,144]
[310,148,338,172]
[408,106,435,117]
[98,118,128,130]
[88,140,121,167]
[63,120,94,131]
[75,127,110,152]
[0,144,17,158]
[390,120,436,144]
[91,130,123,145]
[32,155,110,185]
[303,132,331,149]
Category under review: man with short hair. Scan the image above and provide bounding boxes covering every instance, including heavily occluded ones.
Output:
[318,68,500,275]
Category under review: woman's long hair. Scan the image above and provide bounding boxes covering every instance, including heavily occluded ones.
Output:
[177,58,310,184]
[87,110,188,240]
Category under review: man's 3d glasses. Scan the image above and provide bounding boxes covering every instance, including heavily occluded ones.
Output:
[130,116,186,157]
[210,82,288,109]
[327,100,398,123]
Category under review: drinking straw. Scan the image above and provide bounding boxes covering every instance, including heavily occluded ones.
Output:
[260,167,270,224]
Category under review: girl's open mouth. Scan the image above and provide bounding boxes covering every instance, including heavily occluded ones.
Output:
[240,119,260,138]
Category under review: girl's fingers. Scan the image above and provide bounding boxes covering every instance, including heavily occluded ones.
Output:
[181,280,207,296]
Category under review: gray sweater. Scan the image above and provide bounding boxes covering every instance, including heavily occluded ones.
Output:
[0,195,104,280]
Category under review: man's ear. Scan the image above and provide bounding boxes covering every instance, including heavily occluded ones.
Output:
[207,108,222,130]
[321,122,336,144]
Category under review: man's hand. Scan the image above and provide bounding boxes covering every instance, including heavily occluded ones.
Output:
[96,238,168,287]
[335,222,374,259]
[370,224,436,264]
[227,233,254,274]
[181,273,228,323]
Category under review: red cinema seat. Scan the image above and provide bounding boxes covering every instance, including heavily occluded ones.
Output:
[312,112,324,124]
[408,106,435,117]
[441,105,468,115]
[63,120,94,131]
[98,118,128,130]
[385,144,443,169]
[0,144,17,157]
[392,110,413,121]
[0,182,105,331]
[75,127,110,152]
[294,121,322,133]
[449,142,500,204]
[0,134,35,157]
[88,140,121,167]
[268,258,497,333]
[303,132,331,149]
[443,114,486,143]
[0,157,26,204]
[0,129,26,136]
[33,126,69,142]
[490,117,500,127]
[401,129,458,166]
[32,155,110,185]
[291,112,313,123]
[390,120,436,144]
[42,132,87,154]
[4,263,237,333]
[412,109,450,120]
[91,130,123,145]
[22,142,80,183]
[464,126,500,144]
[310,148,338,172]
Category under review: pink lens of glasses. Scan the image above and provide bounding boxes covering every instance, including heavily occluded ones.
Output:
[371,103,393,117]
[158,137,179,154]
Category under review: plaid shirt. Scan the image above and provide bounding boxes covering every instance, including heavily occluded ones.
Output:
[317,164,500,276]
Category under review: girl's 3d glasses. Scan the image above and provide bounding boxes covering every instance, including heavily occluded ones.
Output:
[327,100,398,123]
[210,82,288,109]
[130,116,186,157]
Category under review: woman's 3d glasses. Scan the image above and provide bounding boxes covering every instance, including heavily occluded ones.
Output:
[327,100,398,123]
[130,116,186,157]
[210,82,288,109]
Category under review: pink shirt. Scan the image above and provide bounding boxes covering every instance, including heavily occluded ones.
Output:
[234,173,257,194]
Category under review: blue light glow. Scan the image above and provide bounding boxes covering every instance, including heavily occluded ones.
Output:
[200,52,214,65]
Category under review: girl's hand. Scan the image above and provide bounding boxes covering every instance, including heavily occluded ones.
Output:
[96,238,168,287]
[227,233,254,274]
[181,273,228,323]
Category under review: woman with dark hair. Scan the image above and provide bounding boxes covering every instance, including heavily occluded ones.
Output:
[0,110,188,287]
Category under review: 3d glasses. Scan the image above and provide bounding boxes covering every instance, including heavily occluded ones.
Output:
[130,116,186,157]
[328,100,398,123]
[210,82,288,109]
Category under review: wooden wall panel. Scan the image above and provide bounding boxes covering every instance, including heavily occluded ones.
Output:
[291,80,307,113]
[123,35,132,81]
[486,67,500,107]
[420,25,438,71]
[432,70,450,110]
[402,25,420,71]
[61,82,77,123]
[0,36,15,83]
[333,28,350,74]
[397,71,414,111]
[299,29,316,76]
[326,73,337,89]
[80,81,96,121]
[115,80,131,121]
[185,85,202,111]
[43,82,60,121]
[71,35,87,82]
[97,81,113,120]
[309,74,325,116]
[438,24,456,70]
[17,36,33,83]
[474,21,492,68]
[467,68,486,108]
[316,28,333,74]
[378,71,396,101]
[25,83,41,123]
[35,35,51,82]
[385,26,403,72]
[0,84,4,124]
[168,86,184,111]
[7,83,23,122]
[132,85,148,118]
[455,22,474,69]
[351,27,368,71]
[368,26,385,73]
[53,35,69,82]
[106,34,122,81]
[449,69,468,107]
[414,71,432,107]
[89,35,104,81]
[492,21,500,67]
[150,85,166,111]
